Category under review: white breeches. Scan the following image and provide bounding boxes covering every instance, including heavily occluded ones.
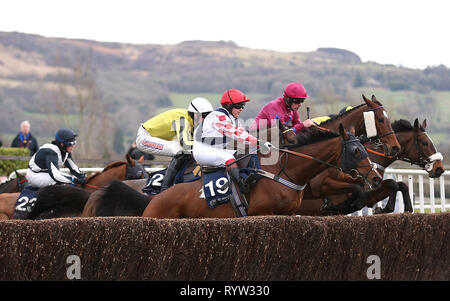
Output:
[136,126,183,157]
[193,141,236,167]
[25,169,70,188]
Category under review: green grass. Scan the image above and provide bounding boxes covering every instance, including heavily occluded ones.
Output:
[414,208,448,213]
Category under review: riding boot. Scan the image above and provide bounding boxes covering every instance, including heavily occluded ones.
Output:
[161,153,187,192]
[227,166,249,194]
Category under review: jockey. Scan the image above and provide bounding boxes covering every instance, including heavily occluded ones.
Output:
[251,82,315,132]
[136,97,213,191]
[193,89,270,193]
[25,128,87,188]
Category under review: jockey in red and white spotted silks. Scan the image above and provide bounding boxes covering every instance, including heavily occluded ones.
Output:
[193,89,258,168]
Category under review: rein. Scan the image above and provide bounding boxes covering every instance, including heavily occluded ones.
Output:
[274,145,343,172]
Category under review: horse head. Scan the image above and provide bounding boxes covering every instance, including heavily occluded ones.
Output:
[338,124,382,189]
[393,119,445,178]
[125,153,148,180]
[362,94,401,157]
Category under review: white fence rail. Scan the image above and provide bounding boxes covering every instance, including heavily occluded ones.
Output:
[8,168,449,215]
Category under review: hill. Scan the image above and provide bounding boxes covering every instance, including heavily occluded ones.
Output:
[0,31,449,160]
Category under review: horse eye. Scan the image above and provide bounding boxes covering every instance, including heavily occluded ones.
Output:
[354,148,360,156]
[378,118,384,123]
[422,141,428,146]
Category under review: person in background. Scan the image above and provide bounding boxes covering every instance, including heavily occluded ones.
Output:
[11,120,39,156]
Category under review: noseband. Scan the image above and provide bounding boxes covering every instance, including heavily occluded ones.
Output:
[362,105,395,146]
[397,132,443,172]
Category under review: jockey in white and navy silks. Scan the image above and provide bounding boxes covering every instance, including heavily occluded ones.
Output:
[193,89,271,193]
[25,128,86,188]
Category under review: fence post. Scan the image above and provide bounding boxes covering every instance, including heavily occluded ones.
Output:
[429,178,435,213]
[441,176,446,213]
[397,174,404,213]
[418,175,424,213]
[408,175,414,213]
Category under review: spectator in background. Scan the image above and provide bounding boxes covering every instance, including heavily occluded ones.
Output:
[0,138,3,147]
[11,120,39,156]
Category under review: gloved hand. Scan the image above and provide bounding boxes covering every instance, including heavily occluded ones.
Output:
[72,176,87,186]
[259,141,273,154]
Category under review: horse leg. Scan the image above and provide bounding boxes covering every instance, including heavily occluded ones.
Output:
[320,176,363,196]
[324,185,367,215]
[81,190,104,217]
[365,179,399,214]
[398,181,413,213]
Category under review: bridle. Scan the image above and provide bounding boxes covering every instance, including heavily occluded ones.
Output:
[365,130,442,172]
[361,105,395,148]
[273,136,376,188]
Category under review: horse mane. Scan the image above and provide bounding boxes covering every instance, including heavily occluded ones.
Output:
[287,127,339,148]
[318,103,366,126]
[392,119,424,132]
[86,160,127,181]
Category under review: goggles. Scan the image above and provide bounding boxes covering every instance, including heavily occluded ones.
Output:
[233,103,246,110]
[290,98,305,104]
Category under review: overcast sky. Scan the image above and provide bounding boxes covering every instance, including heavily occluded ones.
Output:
[1,0,449,69]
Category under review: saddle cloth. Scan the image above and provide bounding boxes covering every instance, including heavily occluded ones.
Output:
[142,158,201,195]
[13,185,39,219]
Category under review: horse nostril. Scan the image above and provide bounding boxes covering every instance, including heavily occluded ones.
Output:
[373,176,382,188]
[435,167,444,177]
[391,146,400,156]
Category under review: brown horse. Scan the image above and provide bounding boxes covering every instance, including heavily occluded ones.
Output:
[94,124,382,218]
[0,170,28,193]
[319,94,401,156]
[297,119,445,215]
[80,121,299,217]
[0,154,146,220]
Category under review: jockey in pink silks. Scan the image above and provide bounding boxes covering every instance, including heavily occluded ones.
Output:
[250,82,315,132]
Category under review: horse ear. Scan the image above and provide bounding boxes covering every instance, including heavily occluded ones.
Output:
[138,155,144,163]
[422,119,427,129]
[371,95,377,102]
[362,94,371,105]
[339,123,347,138]
[414,118,419,131]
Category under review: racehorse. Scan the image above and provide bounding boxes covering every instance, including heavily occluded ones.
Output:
[94,124,382,218]
[0,170,28,193]
[79,122,299,217]
[319,94,401,156]
[297,119,445,215]
[0,154,147,220]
